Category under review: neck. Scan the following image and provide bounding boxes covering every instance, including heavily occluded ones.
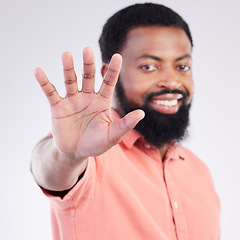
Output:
[159,144,169,161]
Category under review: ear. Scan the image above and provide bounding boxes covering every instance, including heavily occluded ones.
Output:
[101,63,109,78]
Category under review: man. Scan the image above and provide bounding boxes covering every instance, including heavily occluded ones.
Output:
[31,3,220,240]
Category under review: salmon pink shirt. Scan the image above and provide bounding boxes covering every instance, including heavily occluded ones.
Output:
[42,110,220,240]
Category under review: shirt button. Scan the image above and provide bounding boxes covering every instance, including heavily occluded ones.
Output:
[173,202,179,209]
[145,143,151,149]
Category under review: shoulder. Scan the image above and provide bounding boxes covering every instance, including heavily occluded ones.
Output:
[173,144,212,174]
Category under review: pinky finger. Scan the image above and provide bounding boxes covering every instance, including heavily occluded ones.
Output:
[34,68,62,106]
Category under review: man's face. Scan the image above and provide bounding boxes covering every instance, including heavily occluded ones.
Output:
[114,26,194,148]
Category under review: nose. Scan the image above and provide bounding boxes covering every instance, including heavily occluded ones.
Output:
[156,67,181,90]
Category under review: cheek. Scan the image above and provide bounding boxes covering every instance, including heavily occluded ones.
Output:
[120,72,150,101]
[123,80,151,104]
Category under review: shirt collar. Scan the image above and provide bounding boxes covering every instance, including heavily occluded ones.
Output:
[166,143,186,161]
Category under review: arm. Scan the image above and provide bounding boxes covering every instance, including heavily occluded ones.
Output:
[31,47,144,191]
[31,135,88,191]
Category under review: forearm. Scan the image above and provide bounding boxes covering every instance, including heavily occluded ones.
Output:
[31,136,87,191]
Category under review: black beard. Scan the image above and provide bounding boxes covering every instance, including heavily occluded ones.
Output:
[115,79,191,148]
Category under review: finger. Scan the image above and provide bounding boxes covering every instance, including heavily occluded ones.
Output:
[62,52,78,97]
[99,54,122,99]
[82,47,95,93]
[109,109,145,145]
[34,68,62,106]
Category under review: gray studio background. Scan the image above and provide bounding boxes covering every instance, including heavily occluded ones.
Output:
[1,0,239,239]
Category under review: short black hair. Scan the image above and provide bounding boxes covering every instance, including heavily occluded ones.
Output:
[99,3,193,63]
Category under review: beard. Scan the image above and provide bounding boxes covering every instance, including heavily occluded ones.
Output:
[115,79,191,148]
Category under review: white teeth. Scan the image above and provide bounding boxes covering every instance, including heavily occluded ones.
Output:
[153,99,178,107]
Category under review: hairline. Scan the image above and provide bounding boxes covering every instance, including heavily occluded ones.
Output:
[103,25,192,64]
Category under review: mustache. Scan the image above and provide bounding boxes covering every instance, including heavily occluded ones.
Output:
[146,89,188,101]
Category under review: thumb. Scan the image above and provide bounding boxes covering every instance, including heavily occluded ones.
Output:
[109,110,145,145]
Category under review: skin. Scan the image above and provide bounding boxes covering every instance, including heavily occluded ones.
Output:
[31,26,194,191]
[103,26,194,158]
[32,48,144,191]
[112,26,194,114]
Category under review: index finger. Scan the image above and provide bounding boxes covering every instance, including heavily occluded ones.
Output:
[98,54,122,99]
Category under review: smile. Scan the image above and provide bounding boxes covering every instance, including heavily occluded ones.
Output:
[150,93,183,114]
[152,99,178,107]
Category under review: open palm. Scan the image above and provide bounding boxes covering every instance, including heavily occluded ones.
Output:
[34,47,144,160]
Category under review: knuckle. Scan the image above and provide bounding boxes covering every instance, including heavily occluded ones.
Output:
[65,79,76,85]
[82,89,93,94]
[64,67,74,72]
[103,79,113,86]
[99,92,108,99]
[83,74,95,79]
[46,89,56,97]
[40,81,48,88]
[66,91,78,97]
[108,67,119,75]
[83,62,94,66]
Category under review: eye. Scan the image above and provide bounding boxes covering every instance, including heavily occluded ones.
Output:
[140,64,159,72]
[177,65,191,72]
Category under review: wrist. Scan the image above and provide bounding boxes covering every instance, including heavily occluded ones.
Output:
[51,140,87,166]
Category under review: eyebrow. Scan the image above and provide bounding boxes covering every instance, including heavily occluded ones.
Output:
[137,55,162,61]
[137,54,192,62]
[176,54,192,61]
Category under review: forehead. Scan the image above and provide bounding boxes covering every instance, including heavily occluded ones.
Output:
[121,26,192,59]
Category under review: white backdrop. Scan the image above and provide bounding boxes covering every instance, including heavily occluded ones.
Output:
[1,0,239,239]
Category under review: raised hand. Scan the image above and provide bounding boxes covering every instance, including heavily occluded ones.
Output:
[34,47,144,161]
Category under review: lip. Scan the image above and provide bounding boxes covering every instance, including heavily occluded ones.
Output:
[150,93,183,114]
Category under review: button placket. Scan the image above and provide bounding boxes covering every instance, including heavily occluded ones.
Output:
[173,201,179,209]
[163,158,189,240]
